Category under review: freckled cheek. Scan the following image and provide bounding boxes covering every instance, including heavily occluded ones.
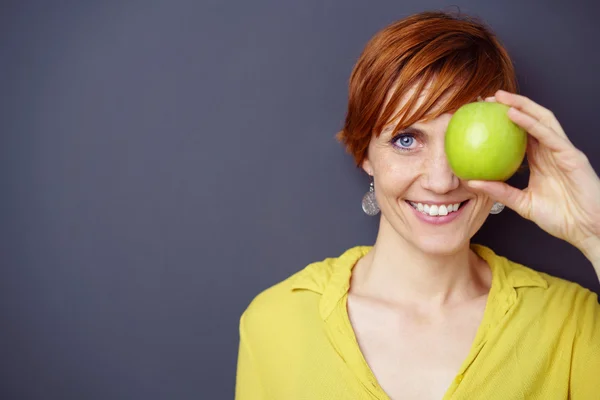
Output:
[375,157,421,196]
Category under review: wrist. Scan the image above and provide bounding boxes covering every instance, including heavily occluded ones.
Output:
[577,236,600,265]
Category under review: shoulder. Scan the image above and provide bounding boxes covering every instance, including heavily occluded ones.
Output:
[538,271,598,304]
[535,271,600,332]
[241,245,371,316]
[241,254,334,320]
[513,259,597,312]
[476,244,599,321]
[238,246,371,343]
[237,247,354,332]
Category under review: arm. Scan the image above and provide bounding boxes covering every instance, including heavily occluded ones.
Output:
[569,289,600,398]
[235,312,265,399]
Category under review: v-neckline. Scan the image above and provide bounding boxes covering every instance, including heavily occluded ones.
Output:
[330,244,514,400]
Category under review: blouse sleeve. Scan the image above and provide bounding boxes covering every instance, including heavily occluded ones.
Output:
[569,289,600,399]
[235,312,265,400]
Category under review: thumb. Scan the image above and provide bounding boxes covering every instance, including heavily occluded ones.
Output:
[467,180,531,218]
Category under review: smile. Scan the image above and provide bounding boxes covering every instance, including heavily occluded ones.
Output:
[407,201,467,217]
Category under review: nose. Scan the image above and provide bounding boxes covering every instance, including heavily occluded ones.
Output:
[420,146,460,194]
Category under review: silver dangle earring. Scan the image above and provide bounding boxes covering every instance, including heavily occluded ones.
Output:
[490,202,505,215]
[362,179,380,216]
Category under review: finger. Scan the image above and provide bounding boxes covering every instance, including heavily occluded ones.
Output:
[484,96,496,102]
[507,106,573,153]
[467,180,531,219]
[495,90,567,138]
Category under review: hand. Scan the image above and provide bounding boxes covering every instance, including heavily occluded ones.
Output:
[467,90,600,260]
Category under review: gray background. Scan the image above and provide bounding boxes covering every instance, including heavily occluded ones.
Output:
[2,0,599,399]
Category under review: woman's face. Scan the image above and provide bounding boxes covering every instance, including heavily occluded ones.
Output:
[362,88,494,256]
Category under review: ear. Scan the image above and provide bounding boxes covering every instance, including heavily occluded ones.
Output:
[361,157,373,177]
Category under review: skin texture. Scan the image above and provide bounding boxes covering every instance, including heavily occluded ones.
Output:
[346,85,600,399]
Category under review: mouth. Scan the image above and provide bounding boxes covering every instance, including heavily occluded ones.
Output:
[405,200,469,217]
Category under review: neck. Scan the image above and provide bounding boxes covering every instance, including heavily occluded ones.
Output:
[351,218,490,307]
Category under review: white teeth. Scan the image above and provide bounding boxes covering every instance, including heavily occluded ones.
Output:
[408,201,463,216]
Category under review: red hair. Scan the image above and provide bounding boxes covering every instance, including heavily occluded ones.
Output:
[337,10,519,166]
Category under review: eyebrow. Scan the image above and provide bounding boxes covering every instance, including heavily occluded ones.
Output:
[383,125,426,136]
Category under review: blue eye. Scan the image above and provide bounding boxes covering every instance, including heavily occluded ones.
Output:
[393,133,417,150]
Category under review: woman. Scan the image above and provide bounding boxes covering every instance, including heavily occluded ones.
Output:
[235,11,600,400]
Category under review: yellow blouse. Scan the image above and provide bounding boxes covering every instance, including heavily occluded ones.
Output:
[235,244,600,399]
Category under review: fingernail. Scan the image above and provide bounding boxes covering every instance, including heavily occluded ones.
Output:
[485,96,496,102]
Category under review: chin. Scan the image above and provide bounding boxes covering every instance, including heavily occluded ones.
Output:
[407,234,470,256]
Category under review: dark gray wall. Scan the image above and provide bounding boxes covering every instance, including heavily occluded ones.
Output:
[2,1,599,399]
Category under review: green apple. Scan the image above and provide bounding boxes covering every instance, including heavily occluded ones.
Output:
[445,101,527,181]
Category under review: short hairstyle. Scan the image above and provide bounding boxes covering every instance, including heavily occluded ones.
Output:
[336,10,519,166]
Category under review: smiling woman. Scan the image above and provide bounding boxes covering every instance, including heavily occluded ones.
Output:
[235,10,600,400]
